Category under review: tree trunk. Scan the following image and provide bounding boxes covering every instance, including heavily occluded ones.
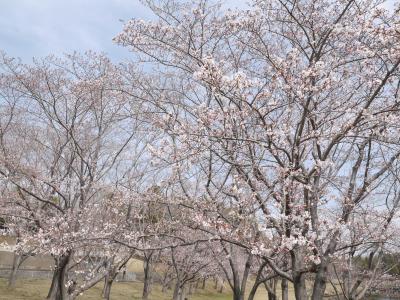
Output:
[267,291,276,300]
[142,257,153,300]
[58,254,71,300]
[263,280,277,300]
[189,283,193,295]
[102,276,114,300]
[247,282,260,300]
[293,272,308,300]
[311,261,329,300]
[218,280,224,293]
[101,260,121,300]
[237,254,252,300]
[228,253,253,300]
[8,253,22,287]
[343,270,350,298]
[172,281,181,300]
[161,271,170,293]
[201,277,206,289]
[47,253,71,300]
[47,267,60,299]
[233,287,243,300]
[291,250,308,300]
[179,285,186,300]
[281,279,288,300]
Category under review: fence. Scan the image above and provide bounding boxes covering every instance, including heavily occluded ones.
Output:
[0,266,136,282]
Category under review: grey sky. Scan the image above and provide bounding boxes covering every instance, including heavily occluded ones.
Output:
[0,0,247,62]
[0,0,396,62]
[0,0,153,61]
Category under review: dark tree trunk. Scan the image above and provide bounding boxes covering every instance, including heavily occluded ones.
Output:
[311,261,329,300]
[293,272,308,300]
[233,288,244,300]
[247,283,260,300]
[201,277,206,289]
[234,254,252,300]
[291,250,308,300]
[47,268,60,300]
[172,281,181,300]
[226,252,253,300]
[281,279,288,300]
[161,271,173,293]
[58,254,71,300]
[47,253,71,300]
[179,285,186,300]
[8,253,22,287]
[142,257,153,299]
[101,259,120,300]
[218,280,224,293]
[263,280,277,300]
[267,291,276,300]
[102,276,114,300]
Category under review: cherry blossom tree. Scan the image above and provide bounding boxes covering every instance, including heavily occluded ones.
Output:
[0,51,153,300]
[1,0,400,299]
[158,242,217,300]
[115,0,400,299]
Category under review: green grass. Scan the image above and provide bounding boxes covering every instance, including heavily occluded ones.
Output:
[0,257,298,299]
[0,278,232,300]
[0,277,299,300]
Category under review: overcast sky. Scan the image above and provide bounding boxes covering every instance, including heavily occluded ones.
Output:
[0,0,150,61]
[0,0,396,62]
[0,0,248,62]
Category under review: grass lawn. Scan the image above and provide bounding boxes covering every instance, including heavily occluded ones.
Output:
[0,277,298,300]
[0,258,298,299]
